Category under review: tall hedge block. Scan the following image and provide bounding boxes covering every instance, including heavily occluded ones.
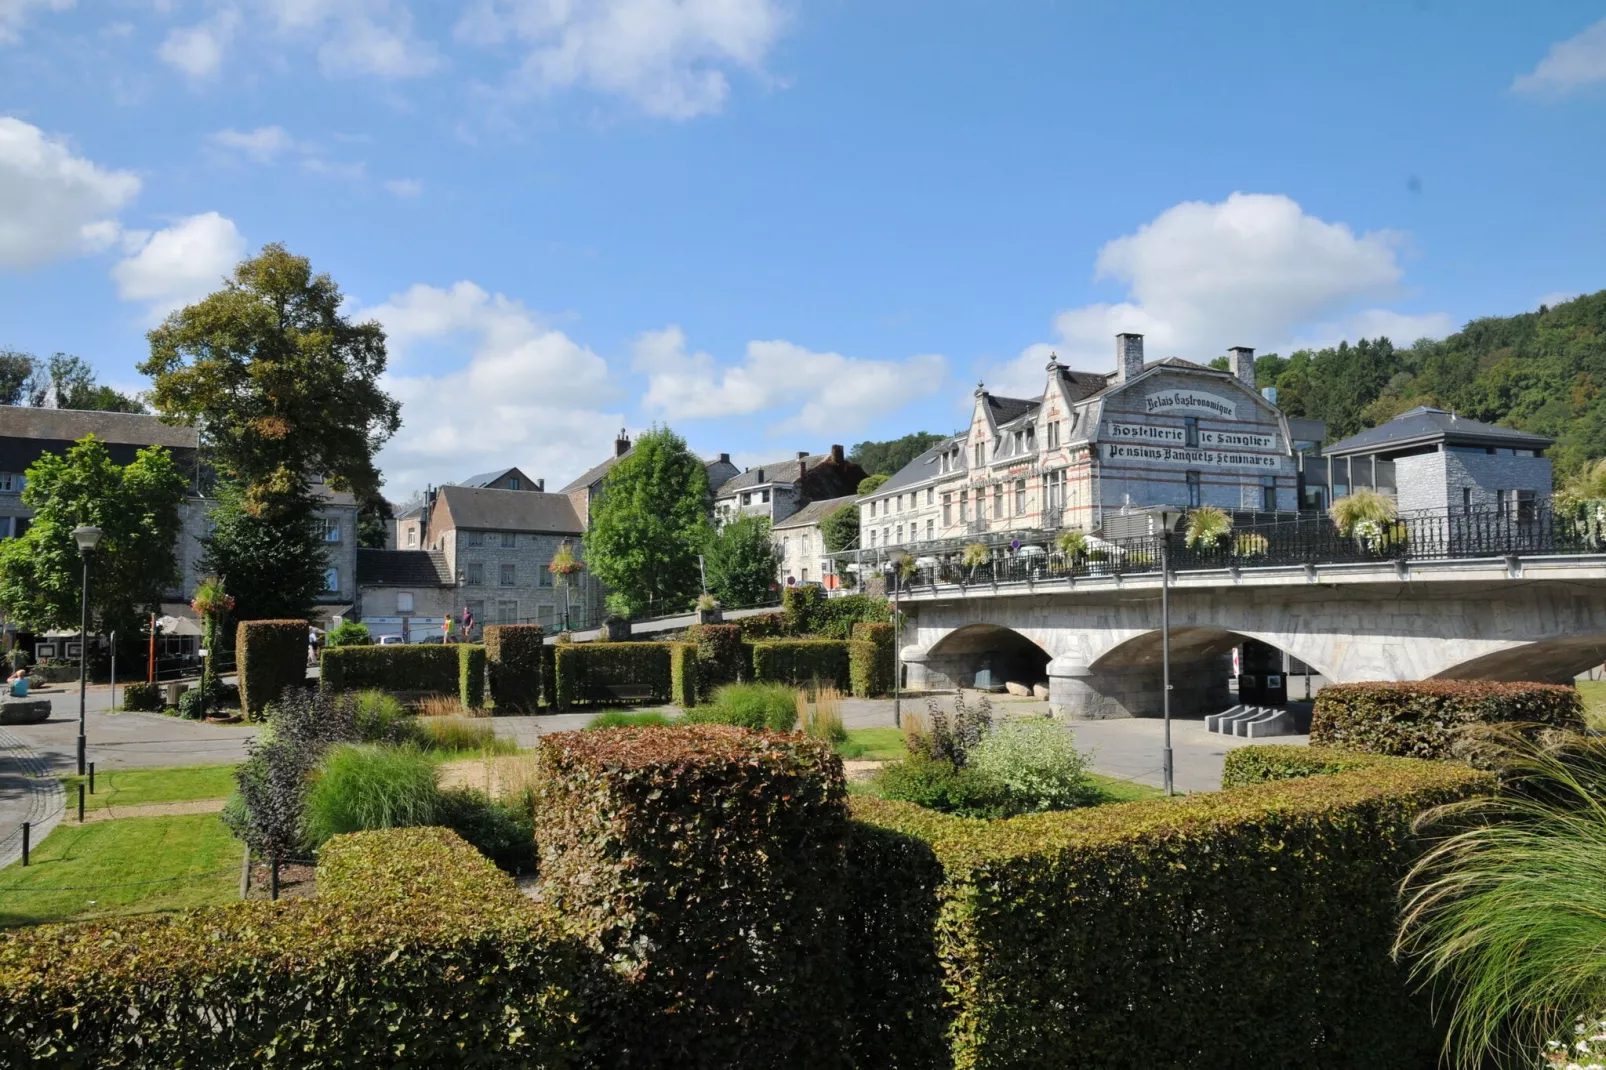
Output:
[320,644,461,696]
[849,622,895,697]
[845,759,1492,1068]
[532,725,850,1065]
[458,644,486,709]
[751,639,850,690]
[1310,680,1584,760]
[236,619,308,719]
[551,642,673,708]
[668,642,698,708]
[686,623,744,699]
[483,624,544,713]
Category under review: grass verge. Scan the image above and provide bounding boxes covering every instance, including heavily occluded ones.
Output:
[59,763,238,813]
[1579,679,1606,731]
[0,814,240,927]
[835,727,906,761]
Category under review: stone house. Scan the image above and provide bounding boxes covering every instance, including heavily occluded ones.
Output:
[711,445,866,528]
[772,494,856,588]
[856,334,1302,554]
[353,548,457,641]
[1316,407,1552,515]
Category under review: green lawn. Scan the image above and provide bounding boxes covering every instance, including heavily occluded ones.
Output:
[1579,680,1606,731]
[835,727,907,761]
[0,814,241,927]
[1086,773,1167,804]
[59,763,238,813]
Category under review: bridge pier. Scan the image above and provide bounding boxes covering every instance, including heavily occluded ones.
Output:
[1048,653,1230,720]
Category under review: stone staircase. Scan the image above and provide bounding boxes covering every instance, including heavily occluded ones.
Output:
[1205,704,1298,738]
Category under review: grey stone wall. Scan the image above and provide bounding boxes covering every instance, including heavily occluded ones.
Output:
[445,529,579,628]
[1395,452,1450,513]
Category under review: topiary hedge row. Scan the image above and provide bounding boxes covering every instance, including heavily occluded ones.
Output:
[844,758,1493,1069]
[752,639,850,690]
[848,621,895,697]
[1221,743,1405,787]
[1309,680,1584,760]
[0,827,590,1067]
[532,725,849,1066]
[321,644,486,709]
[483,624,544,713]
[686,623,745,699]
[551,641,672,708]
[669,642,698,708]
[236,619,309,719]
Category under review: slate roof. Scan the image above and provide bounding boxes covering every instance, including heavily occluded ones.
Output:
[870,438,963,498]
[559,450,731,494]
[1323,407,1554,458]
[772,494,858,531]
[456,467,527,488]
[357,549,453,587]
[436,485,583,534]
[985,395,1039,425]
[0,405,197,449]
[714,454,826,495]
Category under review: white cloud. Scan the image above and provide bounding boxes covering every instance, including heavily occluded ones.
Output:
[365,280,619,492]
[0,0,73,44]
[384,177,423,197]
[158,9,240,78]
[261,0,439,78]
[301,156,365,180]
[112,212,246,319]
[987,192,1450,395]
[0,116,140,270]
[635,326,947,434]
[457,0,787,118]
[1513,17,1606,96]
[211,125,297,162]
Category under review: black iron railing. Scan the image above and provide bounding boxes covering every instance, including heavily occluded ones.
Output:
[896,505,1606,591]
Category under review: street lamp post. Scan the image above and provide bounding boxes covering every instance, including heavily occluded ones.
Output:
[1160,529,1174,797]
[72,525,102,777]
[886,554,905,729]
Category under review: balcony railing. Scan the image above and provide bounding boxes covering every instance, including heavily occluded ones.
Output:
[890,504,1606,591]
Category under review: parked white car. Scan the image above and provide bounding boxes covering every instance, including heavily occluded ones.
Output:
[377,634,406,646]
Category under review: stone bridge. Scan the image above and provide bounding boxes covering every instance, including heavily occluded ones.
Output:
[895,554,1606,718]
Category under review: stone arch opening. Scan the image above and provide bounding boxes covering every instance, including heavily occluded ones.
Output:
[923,623,1052,692]
[1070,628,1322,719]
[1433,636,1606,684]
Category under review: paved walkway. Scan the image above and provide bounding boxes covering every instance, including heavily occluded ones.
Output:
[0,727,65,868]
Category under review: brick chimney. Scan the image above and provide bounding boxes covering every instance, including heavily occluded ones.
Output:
[829,444,844,464]
[719,452,730,464]
[534,478,545,492]
[1116,333,1145,382]
[796,450,809,480]
[614,428,631,457]
[1230,346,1255,389]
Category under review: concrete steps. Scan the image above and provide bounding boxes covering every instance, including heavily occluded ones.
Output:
[1205,704,1298,738]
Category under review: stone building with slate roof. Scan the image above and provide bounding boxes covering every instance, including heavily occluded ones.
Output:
[772,494,857,588]
[354,548,457,640]
[711,445,865,528]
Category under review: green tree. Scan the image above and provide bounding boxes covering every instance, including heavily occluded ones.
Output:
[583,426,711,617]
[0,436,186,653]
[138,243,401,513]
[857,473,890,496]
[200,481,328,621]
[357,493,392,549]
[0,349,34,406]
[819,502,860,554]
[704,515,780,607]
[0,350,144,411]
[849,431,946,477]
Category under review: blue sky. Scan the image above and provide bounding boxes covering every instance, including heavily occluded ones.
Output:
[3,2,1605,496]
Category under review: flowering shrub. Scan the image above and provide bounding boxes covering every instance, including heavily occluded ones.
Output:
[968,717,1098,812]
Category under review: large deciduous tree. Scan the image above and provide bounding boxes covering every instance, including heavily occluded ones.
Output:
[583,426,711,617]
[849,432,946,478]
[0,436,186,651]
[199,481,329,622]
[704,515,780,607]
[819,502,860,554]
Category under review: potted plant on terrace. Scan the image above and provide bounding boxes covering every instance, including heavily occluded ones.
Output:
[696,593,723,624]
[1054,529,1088,574]
[961,542,991,582]
[1330,489,1404,555]
[1184,506,1232,550]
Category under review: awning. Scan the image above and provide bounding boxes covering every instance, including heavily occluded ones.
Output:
[156,602,204,637]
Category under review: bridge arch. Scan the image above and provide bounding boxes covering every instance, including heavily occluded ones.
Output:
[1432,635,1606,684]
[917,623,1052,692]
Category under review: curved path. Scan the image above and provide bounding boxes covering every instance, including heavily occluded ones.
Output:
[0,727,65,869]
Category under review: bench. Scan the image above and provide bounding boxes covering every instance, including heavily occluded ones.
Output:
[603,684,656,704]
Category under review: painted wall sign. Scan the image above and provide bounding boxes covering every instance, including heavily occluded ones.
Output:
[1201,429,1276,449]
[1143,389,1238,418]
[1106,422,1184,444]
[1103,443,1283,470]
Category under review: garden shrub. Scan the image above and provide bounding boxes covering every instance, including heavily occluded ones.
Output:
[434,787,537,876]
[458,643,486,709]
[176,688,207,720]
[1310,680,1584,761]
[301,743,441,848]
[782,587,891,639]
[326,620,372,647]
[0,828,587,1067]
[1222,743,1403,787]
[751,639,850,690]
[849,621,895,696]
[532,725,850,1066]
[684,681,798,732]
[236,618,308,719]
[551,641,672,708]
[906,691,992,768]
[483,623,543,713]
[669,641,698,707]
[687,623,744,698]
[120,680,163,712]
[875,752,1013,818]
[844,759,1493,1069]
[967,717,1098,812]
[353,689,409,741]
[321,643,460,696]
[411,717,513,755]
[735,611,785,640]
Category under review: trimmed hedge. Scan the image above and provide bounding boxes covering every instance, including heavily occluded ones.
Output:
[845,758,1492,1068]
[120,680,164,712]
[669,642,698,708]
[483,624,544,713]
[782,587,891,639]
[752,639,850,690]
[849,621,895,697]
[686,623,744,699]
[321,644,486,709]
[1222,743,1404,787]
[552,641,672,708]
[735,611,786,640]
[1310,680,1584,760]
[0,827,589,1067]
[458,644,486,709]
[237,619,308,719]
[532,725,849,1066]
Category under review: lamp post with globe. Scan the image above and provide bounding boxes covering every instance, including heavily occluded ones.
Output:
[72,524,102,776]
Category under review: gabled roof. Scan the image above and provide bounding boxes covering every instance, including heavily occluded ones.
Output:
[772,494,858,531]
[715,454,825,495]
[456,467,532,489]
[559,450,732,494]
[0,405,196,449]
[985,395,1039,425]
[868,437,963,498]
[357,549,453,587]
[436,485,583,534]
[1323,407,1554,458]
